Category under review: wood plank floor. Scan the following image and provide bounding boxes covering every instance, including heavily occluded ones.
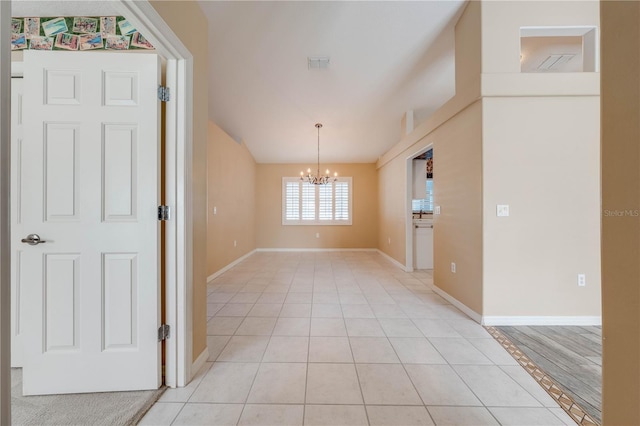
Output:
[497,326,602,424]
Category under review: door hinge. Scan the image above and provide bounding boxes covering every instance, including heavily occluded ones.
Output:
[158,205,171,221]
[158,324,170,341]
[157,86,170,102]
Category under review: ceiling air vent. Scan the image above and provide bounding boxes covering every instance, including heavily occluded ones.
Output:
[537,54,576,71]
[308,56,330,70]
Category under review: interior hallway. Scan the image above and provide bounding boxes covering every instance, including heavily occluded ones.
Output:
[141,251,575,425]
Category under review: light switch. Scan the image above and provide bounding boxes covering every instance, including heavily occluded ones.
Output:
[213,206,217,215]
[496,204,509,217]
[434,206,441,215]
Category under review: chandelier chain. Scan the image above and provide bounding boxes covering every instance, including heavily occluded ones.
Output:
[300,123,337,185]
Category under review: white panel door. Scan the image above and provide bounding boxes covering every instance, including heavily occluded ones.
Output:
[10,77,24,367]
[21,51,161,395]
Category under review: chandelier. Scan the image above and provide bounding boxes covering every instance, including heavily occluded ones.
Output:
[300,123,338,185]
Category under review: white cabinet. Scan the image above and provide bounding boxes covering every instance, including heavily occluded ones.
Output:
[414,224,433,269]
[412,159,427,199]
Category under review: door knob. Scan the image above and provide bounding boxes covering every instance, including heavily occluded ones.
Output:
[21,234,47,245]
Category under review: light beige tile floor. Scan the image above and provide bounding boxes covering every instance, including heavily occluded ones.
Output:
[141,251,575,426]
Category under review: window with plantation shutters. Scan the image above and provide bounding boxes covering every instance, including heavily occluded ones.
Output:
[302,181,316,220]
[284,181,300,221]
[319,184,332,220]
[282,177,353,225]
[334,181,349,220]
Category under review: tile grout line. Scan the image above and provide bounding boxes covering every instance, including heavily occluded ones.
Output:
[301,267,313,426]
[485,326,598,426]
[167,401,187,426]
[219,271,270,424]
[378,277,441,425]
[156,401,600,407]
[202,253,567,426]
[443,354,511,426]
[398,279,505,426]
[386,331,439,425]
[234,272,266,425]
[193,285,246,425]
[342,288,371,425]
[235,276,256,425]
[383,276,449,425]
[405,281,498,425]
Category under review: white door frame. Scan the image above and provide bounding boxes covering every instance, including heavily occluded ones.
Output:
[0,2,194,419]
[112,1,194,389]
[405,144,433,272]
[1,0,12,423]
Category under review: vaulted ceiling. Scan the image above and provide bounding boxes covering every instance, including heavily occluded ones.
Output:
[199,1,467,163]
[12,0,467,164]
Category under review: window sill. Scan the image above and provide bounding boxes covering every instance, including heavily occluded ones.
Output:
[282,221,353,226]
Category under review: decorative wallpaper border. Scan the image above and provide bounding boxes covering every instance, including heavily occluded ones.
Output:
[11,16,154,51]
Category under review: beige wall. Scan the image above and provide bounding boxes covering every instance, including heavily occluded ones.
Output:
[149,0,208,363]
[480,1,600,98]
[479,0,601,319]
[377,157,406,263]
[454,0,481,96]
[256,164,378,249]
[377,2,484,315]
[378,1,601,320]
[377,101,484,314]
[600,1,640,423]
[432,102,484,315]
[481,1,600,74]
[385,0,486,307]
[482,96,601,317]
[207,122,257,276]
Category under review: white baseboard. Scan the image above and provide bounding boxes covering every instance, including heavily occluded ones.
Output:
[191,347,209,380]
[375,249,408,271]
[256,248,377,253]
[482,316,602,326]
[207,249,257,283]
[427,283,482,323]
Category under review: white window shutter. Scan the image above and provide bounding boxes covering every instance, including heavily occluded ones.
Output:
[282,177,352,225]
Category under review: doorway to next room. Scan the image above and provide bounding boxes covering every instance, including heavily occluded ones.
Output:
[407,147,434,271]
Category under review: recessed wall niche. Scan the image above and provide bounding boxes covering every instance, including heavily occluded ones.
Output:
[520,26,597,73]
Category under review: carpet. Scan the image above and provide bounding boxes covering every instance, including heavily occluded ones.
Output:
[11,368,165,425]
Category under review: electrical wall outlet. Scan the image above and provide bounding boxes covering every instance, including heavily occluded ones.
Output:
[451,262,456,273]
[434,206,441,215]
[578,274,586,287]
[316,233,320,238]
